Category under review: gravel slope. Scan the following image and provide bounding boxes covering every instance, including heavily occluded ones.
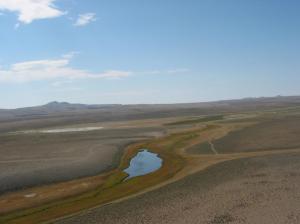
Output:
[0,127,164,194]
[56,152,300,224]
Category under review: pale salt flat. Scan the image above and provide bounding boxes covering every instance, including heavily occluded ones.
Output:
[24,193,37,198]
[14,127,104,134]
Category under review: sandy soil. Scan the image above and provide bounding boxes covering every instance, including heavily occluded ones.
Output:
[214,116,300,153]
[56,152,300,224]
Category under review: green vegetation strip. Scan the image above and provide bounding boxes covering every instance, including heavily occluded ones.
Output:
[0,127,215,224]
[166,115,224,126]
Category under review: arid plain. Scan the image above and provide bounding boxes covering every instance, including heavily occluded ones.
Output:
[1,96,300,224]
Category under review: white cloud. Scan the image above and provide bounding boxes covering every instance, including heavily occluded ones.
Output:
[0,0,64,24]
[74,13,96,27]
[0,52,188,83]
[0,54,131,82]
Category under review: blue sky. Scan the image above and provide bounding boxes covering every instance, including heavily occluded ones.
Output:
[0,0,300,108]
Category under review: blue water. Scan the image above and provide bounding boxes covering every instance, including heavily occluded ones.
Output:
[123,149,162,180]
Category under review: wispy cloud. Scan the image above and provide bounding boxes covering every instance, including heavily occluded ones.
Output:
[51,80,73,87]
[0,53,131,82]
[100,90,160,97]
[0,52,189,83]
[143,68,190,75]
[0,0,65,24]
[74,13,96,27]
[62,51,80,59]
[14,23,20,29]
[166,68,190,74]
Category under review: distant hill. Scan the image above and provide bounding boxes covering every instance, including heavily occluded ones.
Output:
[39,101,121,111]
[1,95,300,133]
[0,101,122,121]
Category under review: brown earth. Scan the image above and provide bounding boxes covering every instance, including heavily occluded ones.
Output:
[213,116,300,153]
[56,151,300,224]
[0,126,165,194]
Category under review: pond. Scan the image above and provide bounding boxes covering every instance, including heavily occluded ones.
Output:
[123,149,162,180]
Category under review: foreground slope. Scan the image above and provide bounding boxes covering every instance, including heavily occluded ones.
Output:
[57,152,300,224]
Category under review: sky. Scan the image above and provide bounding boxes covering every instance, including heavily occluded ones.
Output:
[0,0,300,108]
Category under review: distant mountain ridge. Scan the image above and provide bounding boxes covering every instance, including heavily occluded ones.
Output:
[19,101,122,110]
[2,95,300,112]
[0,95,300,133]
[2,95,300,111]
